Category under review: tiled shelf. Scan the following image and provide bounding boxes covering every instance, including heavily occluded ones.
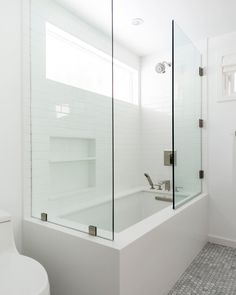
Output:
[49,157,96,163]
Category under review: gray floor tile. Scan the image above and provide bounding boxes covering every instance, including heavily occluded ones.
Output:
[168,243,236,295]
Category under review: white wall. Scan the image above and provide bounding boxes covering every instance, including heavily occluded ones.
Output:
[114,101,142,192]
[140,52,172,186]
[208,31,236,245]
[0,0,22,250]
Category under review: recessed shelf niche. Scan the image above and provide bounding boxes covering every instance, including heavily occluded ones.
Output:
[49,136,96,199]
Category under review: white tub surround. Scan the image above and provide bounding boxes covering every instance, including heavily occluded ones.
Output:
[23,193,208,295]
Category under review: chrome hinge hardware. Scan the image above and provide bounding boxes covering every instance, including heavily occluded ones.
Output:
[41,213,48,222]
[199,170,204,179]
[199,119,204,128]
[199,67,205,77]
[88,225,97,237]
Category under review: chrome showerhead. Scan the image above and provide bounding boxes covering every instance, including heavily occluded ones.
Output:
[155,61,171,74]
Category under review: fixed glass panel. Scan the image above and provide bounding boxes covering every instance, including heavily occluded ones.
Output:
[172,21,202,208]
[112,0,173,233]
[30,0,114,240]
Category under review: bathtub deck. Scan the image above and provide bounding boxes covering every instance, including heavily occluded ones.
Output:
[168,242,236,295]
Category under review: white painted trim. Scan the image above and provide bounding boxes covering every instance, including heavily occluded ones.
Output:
[208,234,236,248]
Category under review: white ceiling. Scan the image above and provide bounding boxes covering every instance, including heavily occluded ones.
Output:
[56,0,236,56]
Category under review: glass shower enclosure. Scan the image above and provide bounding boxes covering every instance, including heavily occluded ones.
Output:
[29,0,203,240]
[30,0,114,240]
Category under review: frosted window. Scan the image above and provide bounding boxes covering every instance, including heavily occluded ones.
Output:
[234,73,236,92]
[223,71,236,98]
[46,23,139,104]
[222,54,236,98]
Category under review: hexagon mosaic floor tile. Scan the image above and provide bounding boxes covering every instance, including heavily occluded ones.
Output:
[168,243,236,295]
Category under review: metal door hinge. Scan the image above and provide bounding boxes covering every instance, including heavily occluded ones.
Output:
[170,153,174,165]
[164,150,176,166]
[89,225,97,236]
[41,213,48,222]
[199,119,204,128]
[199,170,204,179]
[199,67,205,77]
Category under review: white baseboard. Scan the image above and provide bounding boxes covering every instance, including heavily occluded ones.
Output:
[208,234,236,248]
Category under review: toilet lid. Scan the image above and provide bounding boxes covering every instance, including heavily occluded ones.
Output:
[0,254,49,295]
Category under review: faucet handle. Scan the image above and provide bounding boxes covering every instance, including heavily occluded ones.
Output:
[156,180,170,191]
[162,180,171,191]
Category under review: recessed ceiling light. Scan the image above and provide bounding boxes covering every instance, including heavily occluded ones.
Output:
[132,18,144,26]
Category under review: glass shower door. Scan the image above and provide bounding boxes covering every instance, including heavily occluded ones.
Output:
[172,21,202,208]
[30,0,114,240]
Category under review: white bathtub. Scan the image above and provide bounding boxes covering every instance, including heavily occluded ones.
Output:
[23,193,208,295]
[60,190,189,234]
[62,191,171,233]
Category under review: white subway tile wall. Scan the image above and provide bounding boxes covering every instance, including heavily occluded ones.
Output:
[141,53,172,186]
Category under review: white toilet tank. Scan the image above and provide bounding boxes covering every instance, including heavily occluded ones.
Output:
[0,210,17,254]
